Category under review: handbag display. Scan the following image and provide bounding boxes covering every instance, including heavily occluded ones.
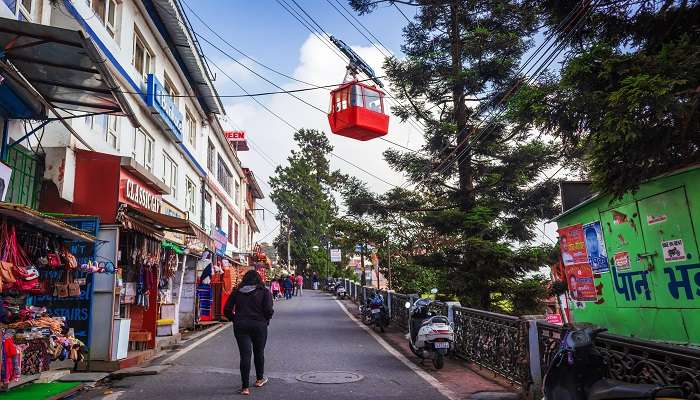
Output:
[55,270,69,298]
[47,253,61,268]
[68,270,81,297]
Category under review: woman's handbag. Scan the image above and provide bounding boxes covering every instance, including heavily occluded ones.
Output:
[68,270,81,297]
[55,270,69,298]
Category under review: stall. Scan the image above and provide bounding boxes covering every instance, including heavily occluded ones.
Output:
[0,204,97,389]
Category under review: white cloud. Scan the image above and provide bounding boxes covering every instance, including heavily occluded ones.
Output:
[215,35,426,240]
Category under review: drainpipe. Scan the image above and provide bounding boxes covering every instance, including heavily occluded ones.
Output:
[1,118,9,162]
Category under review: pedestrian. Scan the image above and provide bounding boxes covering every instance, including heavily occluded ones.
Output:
[223,270,273,396]
[289,273,296,295]
[312,272,319,290]
[296,274,304,296]
[270,279,281,300]
[283,276,293,300]
[277,277,285,298]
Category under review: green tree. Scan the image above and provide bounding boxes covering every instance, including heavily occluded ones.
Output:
[349,0,559,310]
[270,129,340,273]
[507,1,700,197]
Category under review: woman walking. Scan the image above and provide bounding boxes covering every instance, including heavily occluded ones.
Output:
[224,270,274,395]
[270,279,281,300]
[283,276,293,300]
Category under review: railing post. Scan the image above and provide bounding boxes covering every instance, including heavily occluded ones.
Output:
[445,301,461,324]
[527,319,543,395]
[387,290,393,319]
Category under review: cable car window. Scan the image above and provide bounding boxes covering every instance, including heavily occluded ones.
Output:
[335,87,350,111]
[362,86,383,113]
[350,85,362,107]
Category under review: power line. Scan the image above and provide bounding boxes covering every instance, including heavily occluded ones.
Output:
[256,222,281,243]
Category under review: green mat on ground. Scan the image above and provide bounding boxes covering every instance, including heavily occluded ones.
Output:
[2,382,82,400]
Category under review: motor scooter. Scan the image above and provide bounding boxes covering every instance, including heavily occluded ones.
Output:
[405,289,454,370]
[335,283,347,299]
[543,327,686,400]
[368,292,389,333]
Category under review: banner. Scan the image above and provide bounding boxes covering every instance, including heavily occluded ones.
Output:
[583,221,609,273]
[558,224,588,266]
[565,263,597,302]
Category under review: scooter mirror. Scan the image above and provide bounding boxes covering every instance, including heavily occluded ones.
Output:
[404,301,411,309]
[430,288,438,294]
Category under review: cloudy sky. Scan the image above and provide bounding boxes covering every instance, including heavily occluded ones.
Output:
[185,0,559,245]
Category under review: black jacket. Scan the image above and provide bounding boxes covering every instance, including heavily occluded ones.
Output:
[224,284,274,324]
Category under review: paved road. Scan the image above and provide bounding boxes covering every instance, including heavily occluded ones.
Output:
[90,290,447,399]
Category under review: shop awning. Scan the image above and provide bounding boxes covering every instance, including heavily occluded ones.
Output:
[0,203,95,242]
[0,17,137,124]
[123,205,196,236]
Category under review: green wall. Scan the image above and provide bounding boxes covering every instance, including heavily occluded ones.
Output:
[555,166,700,345]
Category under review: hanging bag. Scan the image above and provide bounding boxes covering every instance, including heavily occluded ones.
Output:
[55,270,69,298]
[68,270,81,297]
[62,243,78,270]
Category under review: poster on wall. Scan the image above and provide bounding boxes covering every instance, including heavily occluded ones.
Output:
[614,251,631,271]
[583,221,609,273]
[558,224,588,266]
[662,239,686,262]
[565,263,597,302]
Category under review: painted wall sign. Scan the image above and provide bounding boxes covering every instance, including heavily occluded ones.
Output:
[583,221,609,273]
[614,251,631,271]
[565,263,597,302]
[612,265,651,301]
[662,239,686,262]
[647,214,667,225]
[664,263,700,300]
[124,179,162,213]
[558,224,588,266]
[145,74,183,142]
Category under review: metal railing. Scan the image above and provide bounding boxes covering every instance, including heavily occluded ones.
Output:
[452,306,530,385]
[537,322,700,399]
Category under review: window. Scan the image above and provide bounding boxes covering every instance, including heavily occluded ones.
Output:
[132,129,154,171]
[227,216,233,244]
[215,203,222,229]
[207,139,215,172]
[185,177,197,217]
[164,73,177,99]
[185,110,196,148]
[132,30,153,82]
[217,155,232,193]
[162,152,178,198]
[3,0,33,21]
[234,180,241,207]
[106,115,119,149]
[234,222,239,248]
[89,0,117,36]
[204,192,212,232]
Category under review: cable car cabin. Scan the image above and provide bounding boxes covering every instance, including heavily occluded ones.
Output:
[328,81,389,141]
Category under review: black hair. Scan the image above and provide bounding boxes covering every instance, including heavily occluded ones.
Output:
[240,269,262,287]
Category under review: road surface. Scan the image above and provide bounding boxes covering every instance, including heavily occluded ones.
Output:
[87,290,448,399]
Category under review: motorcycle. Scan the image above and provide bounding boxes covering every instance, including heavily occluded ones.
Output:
[335,283,347,299]
[543,327,686,400]
[405,289,454,370]
[368,293,389,333]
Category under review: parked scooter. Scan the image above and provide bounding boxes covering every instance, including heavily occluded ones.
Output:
[405,289,454,370]
[335,282,347,299]
[543,327,686,400]
[368,292,389,332]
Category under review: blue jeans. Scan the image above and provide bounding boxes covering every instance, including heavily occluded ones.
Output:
[285,289,292,299]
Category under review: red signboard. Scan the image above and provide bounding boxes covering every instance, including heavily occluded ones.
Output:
[224,131,246,141]
[558,224,588,266]
[118,170,163,213]
[545,313,563,325]
[565,263,597,302]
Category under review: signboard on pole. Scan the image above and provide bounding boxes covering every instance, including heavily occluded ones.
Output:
[330,248,342,262]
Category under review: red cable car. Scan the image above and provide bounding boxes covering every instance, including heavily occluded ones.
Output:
[328,81,389,141]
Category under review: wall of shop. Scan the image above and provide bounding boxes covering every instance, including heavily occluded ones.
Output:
[555,166,700,345]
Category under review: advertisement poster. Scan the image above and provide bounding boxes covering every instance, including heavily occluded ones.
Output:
[662,239,686,262]
[614,252,631,271]
[565,263,597,302]
[330,248,342,263]
[545,314,563,325]
[558,224,588,266]
[583,221,609,273]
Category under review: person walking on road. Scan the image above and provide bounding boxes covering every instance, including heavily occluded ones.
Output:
[289,273,296,296]
[283,276,293,300]
[296,274,304,296]
[223,270,274,396]
[270,279,281,300]
[312,272,319,290]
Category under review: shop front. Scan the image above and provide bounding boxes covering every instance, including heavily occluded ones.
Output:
[41,150,198,362]
[0,204,97,389]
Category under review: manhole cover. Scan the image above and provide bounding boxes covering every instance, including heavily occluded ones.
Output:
[296,371,363,384]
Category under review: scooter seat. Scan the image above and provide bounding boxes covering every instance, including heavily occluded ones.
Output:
[588,379,683,400]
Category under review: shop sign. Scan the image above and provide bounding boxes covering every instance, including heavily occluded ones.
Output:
[124,179,162,213]
[145,74,183,143]
[224,130,245,142]
[558,224,588,266]
[330,248,342,262]
[212,227,227,256]
[162,201,186,245]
